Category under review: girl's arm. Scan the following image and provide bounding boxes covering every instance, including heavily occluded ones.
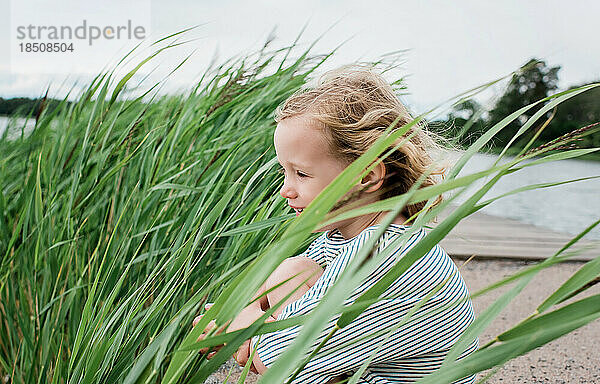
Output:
[226,305,277,333]
[248,244,354,382]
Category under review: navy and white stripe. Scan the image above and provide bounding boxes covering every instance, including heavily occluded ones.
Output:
[252,224,478,383]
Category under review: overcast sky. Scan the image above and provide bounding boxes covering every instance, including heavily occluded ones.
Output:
[1,0,599,113]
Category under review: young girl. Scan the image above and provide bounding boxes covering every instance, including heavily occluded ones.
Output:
[194,65,478,383]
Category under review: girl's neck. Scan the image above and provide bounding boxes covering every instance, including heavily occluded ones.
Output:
[336,211,406,240]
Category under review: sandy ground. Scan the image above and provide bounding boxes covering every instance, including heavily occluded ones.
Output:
[461,259,600,384]
[206,258,600,383]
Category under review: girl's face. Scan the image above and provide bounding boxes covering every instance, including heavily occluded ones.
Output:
[274,114,365,235]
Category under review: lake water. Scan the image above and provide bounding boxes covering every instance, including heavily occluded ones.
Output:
[0,115,36,139]
[2,115,599,239]
[449,151,600,240]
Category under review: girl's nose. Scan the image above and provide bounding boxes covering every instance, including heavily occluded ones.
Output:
[279,181,298,199]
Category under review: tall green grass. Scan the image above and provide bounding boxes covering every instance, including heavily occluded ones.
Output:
[1,33,599,384]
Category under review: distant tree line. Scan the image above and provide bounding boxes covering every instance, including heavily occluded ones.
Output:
[0,97,68,117]
[435,58,600,154]
[3,59,599,155]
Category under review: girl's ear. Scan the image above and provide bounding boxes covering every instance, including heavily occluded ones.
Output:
[360,160,386,193]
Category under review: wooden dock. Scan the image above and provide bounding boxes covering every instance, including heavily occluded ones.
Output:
[437,209,598,262]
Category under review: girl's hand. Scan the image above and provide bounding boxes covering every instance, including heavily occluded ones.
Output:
[193,302,272,369]
[193,303,226,358]
[192,303,263,360]
[234,339,251,366]
[234,340,261,374]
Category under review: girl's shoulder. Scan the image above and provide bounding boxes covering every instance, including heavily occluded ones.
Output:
[325,223,419,247]
[320,224,427,260]
[304,224,429,268]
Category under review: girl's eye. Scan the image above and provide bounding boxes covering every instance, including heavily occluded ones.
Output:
[277,167,307,178]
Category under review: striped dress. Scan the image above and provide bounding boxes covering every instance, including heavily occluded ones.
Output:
[252,223,478,383]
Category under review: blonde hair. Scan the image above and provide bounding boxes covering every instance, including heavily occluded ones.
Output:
[275,64,444,218]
